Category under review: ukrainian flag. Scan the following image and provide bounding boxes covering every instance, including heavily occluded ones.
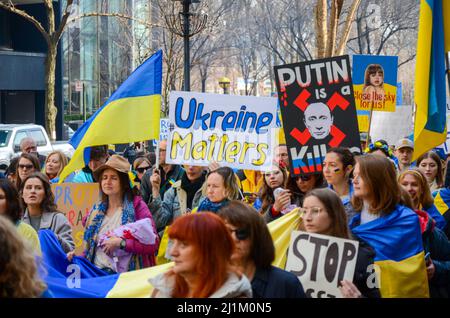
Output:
[433,187,450,222]
[59,50,163,182]
[350,205,429,298]
[412,0,449,161]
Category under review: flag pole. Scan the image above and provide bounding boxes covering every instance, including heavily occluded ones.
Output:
[366,102,374,146]
[446,52,450,93]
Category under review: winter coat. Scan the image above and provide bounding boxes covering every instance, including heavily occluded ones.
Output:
[149,271,253,298]
[416,209,450,298]
[251,266,306,298]
[151,179,203,235]
[22,210,74,253]
[141,165,185,207]
[351,237,381,298]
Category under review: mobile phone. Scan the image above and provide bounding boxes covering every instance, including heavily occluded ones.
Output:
[243,192,254,197]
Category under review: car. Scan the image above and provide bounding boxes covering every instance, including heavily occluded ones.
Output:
[0,124,74,173]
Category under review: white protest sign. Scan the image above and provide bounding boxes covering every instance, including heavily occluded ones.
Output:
[166,91,278,170]
[152,118,171,147]
[285,231,359,298]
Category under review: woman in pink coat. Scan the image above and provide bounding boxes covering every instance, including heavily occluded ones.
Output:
[67,155,159,274]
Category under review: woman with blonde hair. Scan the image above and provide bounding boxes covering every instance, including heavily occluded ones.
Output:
[44,150,68,183]
[398,168,446,230]
[0,215,50,297]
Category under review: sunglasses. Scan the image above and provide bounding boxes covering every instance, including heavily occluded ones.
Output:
[230,228,250,241]
[18,164,34,170]
[136,166,150,173]
[298,175,312,181]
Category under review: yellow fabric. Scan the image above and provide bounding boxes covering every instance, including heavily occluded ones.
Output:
[240,170,264,194]
[375,251,429,298]
[267,208,303,269]
[412,1,447,161]
[433,192,449,215]
[107,262,174,298]
[59,95,161,183]
[155,226,171,265]
[17,221,41,256]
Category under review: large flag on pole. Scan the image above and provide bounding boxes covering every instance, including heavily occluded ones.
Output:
[412,0,449,161]
[59,50,163,182]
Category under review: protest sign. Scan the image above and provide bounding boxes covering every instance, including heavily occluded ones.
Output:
[353,55,398,112]
[152,118,171,147]
[274,55,361,176]
[166,91,278,170]
[52,183,100,254]
[357,110,370,132]
[285,231,359,298]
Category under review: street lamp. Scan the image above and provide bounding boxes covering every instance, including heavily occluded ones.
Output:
[218,77,231,94]
[165,0,207,91]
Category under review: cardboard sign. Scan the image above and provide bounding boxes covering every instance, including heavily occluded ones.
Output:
[166,91,278,170]
[52,183,100,254]
[353,55,398,112]
[152,118,172,147]
[285,231,359,298]
[274,55,361,176]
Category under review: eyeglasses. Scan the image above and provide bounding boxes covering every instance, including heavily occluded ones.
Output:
[230,228,250,241]
[300,206,323,217]
[18,164,34,170]
[136,166,150,173]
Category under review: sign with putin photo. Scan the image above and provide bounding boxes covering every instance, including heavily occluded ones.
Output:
[274,55,361,177]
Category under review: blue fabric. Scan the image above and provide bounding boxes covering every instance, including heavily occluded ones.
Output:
[197,198,230,213]
[350,204,423,262]
[38,230,118,298]
[424,204,447,230]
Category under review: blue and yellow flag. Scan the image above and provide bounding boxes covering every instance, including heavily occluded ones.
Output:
[59,50,163,182]
[433,187,450,219]
[413,0,449,161]
[350,205,429,298]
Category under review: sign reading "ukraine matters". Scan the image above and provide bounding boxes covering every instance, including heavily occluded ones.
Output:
[166,91,278,170]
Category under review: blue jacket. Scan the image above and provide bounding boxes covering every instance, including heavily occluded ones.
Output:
[251,266,306,298]
[72,167,95,183]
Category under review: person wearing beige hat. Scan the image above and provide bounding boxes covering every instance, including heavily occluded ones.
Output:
[395,138,415,172]
[67,155,159,273]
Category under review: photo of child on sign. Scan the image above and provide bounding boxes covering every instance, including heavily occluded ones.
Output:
[363,64,385,105]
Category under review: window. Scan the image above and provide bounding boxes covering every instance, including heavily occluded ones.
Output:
[13,131,28,151]
[0,130,11,147]
[28,130,47,147]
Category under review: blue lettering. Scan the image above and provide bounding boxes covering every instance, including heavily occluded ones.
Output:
[255,113,273,134]
[235,106,246,131]
[175,97,195,129]
[210,111,225,130]
[242,112,257,132]
[54,186,63,204]
[193,102,211,130]
[222,111,238,131]
[64,186,73,205]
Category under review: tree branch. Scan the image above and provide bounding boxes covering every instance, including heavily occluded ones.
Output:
[336,0,361,56]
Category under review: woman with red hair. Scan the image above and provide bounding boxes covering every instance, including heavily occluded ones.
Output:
[150,212,252,298]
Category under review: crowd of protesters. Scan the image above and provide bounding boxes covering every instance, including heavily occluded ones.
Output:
[1,134,450,299]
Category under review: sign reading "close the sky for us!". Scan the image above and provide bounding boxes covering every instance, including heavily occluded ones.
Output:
[274,55,361,177]
[166,91,278,171]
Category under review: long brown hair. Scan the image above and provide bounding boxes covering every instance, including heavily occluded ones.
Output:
[20,172,58,213]
[259,162,288,213]
[398,168,434,210]
[0,215,46,297]
[352,154,402,215]
[218,201,275,269]
[166,212,235,298]
[417,151,444,188]
[303,188,351,239]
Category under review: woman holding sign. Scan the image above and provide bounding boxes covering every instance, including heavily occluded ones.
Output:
[300,188,380,298]
[219,201,306,298]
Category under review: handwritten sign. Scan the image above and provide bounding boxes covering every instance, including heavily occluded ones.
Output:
[166,91,278,170]
[52,183,100,254]
[285,231,359,298]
